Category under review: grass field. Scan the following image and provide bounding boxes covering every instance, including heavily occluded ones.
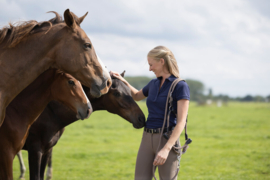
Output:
[13,102,270,180]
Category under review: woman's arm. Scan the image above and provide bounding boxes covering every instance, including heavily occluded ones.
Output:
[153,99,189,166]
[110,71,146,101]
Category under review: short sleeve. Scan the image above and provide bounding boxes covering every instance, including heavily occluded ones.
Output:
[142,80,153,97]
[173,81,190,101]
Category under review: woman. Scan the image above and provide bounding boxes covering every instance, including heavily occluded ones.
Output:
[112,46,190,180]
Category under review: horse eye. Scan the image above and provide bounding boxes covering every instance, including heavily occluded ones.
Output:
[68,80,75,85]
[84,43,92,49]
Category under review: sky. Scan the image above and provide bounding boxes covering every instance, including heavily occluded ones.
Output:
[0,0,269,97]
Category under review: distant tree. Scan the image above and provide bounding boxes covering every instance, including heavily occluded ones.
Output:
[185,79,204,101]
[266,95,270,102]
[253,95,265,102]
[208,88,213,99]
[125,76,153,90]
[241,95,253,102]
[215,94,230,102]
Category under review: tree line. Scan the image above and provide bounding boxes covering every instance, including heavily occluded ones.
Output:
[124,76,270,102]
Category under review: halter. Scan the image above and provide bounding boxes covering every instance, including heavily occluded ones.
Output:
[152,78,192,180]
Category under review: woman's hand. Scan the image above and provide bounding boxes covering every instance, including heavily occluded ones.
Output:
[110,71,146,101]
[153,147,170,166]
[110,71,128,85]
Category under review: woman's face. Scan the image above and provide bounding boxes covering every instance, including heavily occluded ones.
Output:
[148,57,164,77]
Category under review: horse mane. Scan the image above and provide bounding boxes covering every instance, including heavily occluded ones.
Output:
[55,69,65,76]
[0,11,69,48]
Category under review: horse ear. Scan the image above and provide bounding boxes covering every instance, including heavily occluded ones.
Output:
[120,70,126,77]
[78,12,88,25]
[64,9,76,29]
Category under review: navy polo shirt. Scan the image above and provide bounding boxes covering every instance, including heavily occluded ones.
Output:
[142,75,190,129]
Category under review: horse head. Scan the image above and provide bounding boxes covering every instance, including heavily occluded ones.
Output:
[51,70,92,120]
[85,71,146,129]
[51,9,111,98]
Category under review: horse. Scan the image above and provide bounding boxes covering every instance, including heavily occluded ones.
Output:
[0,9,111,128]
[0,68,92,180]
[16,71,146,180]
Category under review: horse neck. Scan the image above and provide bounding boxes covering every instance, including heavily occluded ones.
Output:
[7,69,58,125]
[88,96,105,111]
[46,100,79,131]
[0,25,63,102]
[44,93,106,132]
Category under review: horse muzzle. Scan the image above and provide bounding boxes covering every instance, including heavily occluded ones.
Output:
[76,102,93,120]
[132,115,146,129]
[90,76,112,97]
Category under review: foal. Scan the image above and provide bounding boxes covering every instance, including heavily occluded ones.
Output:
[0,69,91,180]
[17,72,146,180]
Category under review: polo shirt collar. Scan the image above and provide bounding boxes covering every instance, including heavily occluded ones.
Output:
[167,75,176,82]
[157,75,176,82]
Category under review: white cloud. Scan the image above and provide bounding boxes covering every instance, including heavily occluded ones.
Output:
[0,0,269,96]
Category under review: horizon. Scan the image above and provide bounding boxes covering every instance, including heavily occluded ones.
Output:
[124,75,269,98]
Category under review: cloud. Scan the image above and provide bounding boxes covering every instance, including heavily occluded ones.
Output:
[0,0,269,96]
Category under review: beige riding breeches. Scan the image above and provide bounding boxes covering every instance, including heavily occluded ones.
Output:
[134,131,182,180]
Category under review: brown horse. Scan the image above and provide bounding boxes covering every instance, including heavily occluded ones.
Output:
[17,72,145,180]
[0,68,92,180]
[0,9,111,127]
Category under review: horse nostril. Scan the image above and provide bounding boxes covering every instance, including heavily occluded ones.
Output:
[86,108,91,119]
[106,78,112,88]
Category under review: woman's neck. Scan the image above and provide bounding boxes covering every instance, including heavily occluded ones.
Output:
[159,73,172,89]
[162,73,171,80]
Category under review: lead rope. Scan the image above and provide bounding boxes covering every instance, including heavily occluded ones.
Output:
[152,78,192,180]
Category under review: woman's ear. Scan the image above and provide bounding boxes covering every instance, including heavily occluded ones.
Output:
[160,58,165,65]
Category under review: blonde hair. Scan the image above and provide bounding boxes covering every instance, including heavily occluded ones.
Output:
[147,46,180,78]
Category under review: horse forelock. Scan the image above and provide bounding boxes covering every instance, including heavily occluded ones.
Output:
[0,11,65,48]
[47,11,63,24]
[111,77,130,94]
[55,69,64,75]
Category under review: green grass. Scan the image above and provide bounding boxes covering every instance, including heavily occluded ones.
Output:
[13,102,270,180]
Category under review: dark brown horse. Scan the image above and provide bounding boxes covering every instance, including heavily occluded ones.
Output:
[17,72,145,180]
[0,69,92,180]
[0,9,111,127]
